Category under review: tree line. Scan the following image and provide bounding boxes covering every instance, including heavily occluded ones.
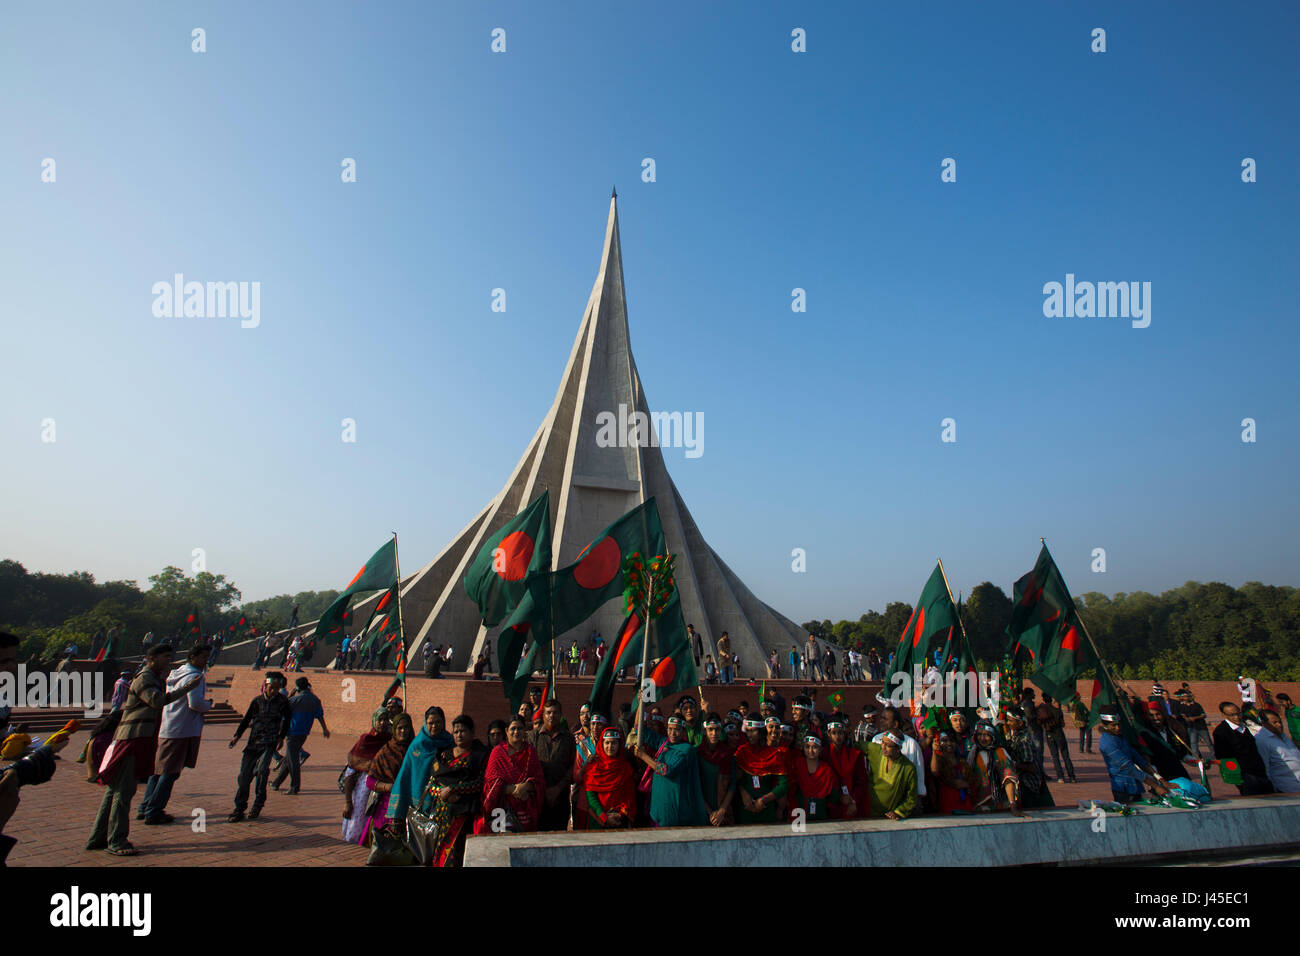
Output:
[805,580,1300,682]
[0,559,337,662]
[4,558,1295,680]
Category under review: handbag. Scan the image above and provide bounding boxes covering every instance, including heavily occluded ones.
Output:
[365,825,416,866]
[405,805,441,867]
[338,766,353,794]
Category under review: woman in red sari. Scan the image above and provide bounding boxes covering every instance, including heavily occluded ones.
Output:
[477,717,544,834]
[824,715,868,819]
[734,717,789,824]
[584,727,635,828]
[790,732,853,822]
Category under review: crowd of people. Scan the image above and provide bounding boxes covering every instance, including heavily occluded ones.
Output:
[334,682,1087,867]
[5,622,1300,868]
[1098,678,1300,802]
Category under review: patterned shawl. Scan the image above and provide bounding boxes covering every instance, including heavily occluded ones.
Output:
[482,741,545,829]
[369,714,413,784]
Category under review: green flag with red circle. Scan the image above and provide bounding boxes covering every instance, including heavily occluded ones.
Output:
[879,563,958,701]
[1008,544,1093,706]
[502,498,667,713]
[356,584,400,654]
[313,538,398,644]
[464,490,552,627]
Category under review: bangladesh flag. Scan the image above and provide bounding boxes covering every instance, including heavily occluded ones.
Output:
[314,538,399,644]
[879,563,958,703]
[1007,545,1101,712]
[586,587,697,719]
[940,601,976,676]
[464,490,552,627]
[549,499,665,636]
[920,705,951,734]
[585,610,643,718]
[354,584,399,654]
[500,498,668,711]
[93,630,115,664]
[227,613,249,640]
[499,569,555,714]
[179,607,202,639]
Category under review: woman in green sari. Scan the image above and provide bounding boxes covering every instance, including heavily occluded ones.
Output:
[634,715,709,827]
[861,731,918,820]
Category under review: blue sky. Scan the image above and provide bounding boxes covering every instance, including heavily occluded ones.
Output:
[2,1,1297,622]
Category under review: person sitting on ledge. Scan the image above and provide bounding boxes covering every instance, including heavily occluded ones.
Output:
[1097,712,1174,804]
[1253,709,1300,794]
[1212,701,1275,796]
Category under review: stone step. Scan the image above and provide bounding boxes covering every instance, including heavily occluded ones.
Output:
[7,703,244,733]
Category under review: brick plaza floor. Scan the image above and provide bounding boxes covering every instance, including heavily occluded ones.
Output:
[4,727,1197,867]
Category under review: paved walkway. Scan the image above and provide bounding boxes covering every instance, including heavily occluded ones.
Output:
[8,731,366,867]
[5,729,1213,867]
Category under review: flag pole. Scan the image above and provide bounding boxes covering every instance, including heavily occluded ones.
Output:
[548,565,557,710]
[392,532,406,698]
[633,573,654,750]
[936,556,971,645]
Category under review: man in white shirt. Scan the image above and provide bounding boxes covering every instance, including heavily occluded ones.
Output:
[139,643,212,824]
[1253,709,1300,793]
[872,705,926,798]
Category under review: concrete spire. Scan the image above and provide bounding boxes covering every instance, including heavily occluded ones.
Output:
[302,195,805,674]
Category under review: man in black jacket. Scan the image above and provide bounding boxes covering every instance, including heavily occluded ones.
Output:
[1139,703,1197,781]
[227,672,292,821]
[1212,701,1275,796]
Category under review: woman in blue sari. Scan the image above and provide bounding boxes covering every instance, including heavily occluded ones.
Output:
[385,706,454,826]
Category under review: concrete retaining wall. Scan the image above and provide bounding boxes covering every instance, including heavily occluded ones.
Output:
[463,795,1300,867]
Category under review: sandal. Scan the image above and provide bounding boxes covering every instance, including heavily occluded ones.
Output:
[105,844,139,856]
